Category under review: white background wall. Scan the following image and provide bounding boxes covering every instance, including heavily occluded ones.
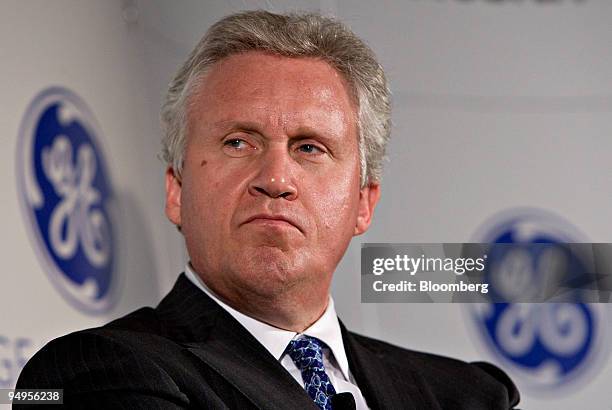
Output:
[1,0,610,408]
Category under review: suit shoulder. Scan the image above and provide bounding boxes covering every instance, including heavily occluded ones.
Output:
[16,307,181,390]
[349,330,501,376]
[102,306,160,332]
[348,331,520,408]
[69,306,169,345]
[14,319,191,408]
[349,330,472,369]
[349,331,467,375]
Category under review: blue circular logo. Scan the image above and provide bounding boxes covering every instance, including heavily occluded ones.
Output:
[468,209,607,391]
[17,87,117,314]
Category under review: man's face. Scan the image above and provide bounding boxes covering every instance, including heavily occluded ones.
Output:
[165,51,379,302]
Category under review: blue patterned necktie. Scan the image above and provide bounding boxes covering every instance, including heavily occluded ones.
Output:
[285,336,337,410]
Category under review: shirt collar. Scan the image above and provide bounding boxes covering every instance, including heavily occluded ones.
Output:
[184,263,351,381]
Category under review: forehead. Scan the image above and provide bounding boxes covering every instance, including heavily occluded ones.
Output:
[187,51,357,136]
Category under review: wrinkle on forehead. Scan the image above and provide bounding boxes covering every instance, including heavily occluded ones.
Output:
[205,109,350,141]
[186,52,358,142]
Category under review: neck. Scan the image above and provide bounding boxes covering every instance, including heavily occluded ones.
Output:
[235,291,330,332]
[198,273,330,332]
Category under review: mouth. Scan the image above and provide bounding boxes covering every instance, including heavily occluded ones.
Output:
[242,214,303,233]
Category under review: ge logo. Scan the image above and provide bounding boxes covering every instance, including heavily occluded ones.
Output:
[468,209,607,391]
[42,136,110,267]
[493,304,590,358]
[17,87,117,314]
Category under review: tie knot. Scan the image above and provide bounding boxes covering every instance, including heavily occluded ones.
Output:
[286,336,326,372]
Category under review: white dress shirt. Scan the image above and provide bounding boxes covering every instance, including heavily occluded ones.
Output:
[185,264,369,409]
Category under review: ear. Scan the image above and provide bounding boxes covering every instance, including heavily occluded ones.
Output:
[165,166,182,227]
[354,183,381,236]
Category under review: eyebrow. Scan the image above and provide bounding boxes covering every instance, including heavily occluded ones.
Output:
[211,120,339,142]
[211,120,262,133]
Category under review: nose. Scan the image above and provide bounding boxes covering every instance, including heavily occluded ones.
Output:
[248,146,298,200]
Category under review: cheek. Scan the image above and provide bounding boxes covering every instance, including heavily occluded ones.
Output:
[181,171,227,227]
[309,167,361,235]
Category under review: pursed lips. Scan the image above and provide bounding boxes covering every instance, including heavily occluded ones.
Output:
[242,214,303,233]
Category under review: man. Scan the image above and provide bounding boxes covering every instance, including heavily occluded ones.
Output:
[16,10,520,409]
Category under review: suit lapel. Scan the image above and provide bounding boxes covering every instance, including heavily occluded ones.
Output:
[157,274,440,409]
[340,322,440,410]
[184,328,317,410]
[156,274,317,410]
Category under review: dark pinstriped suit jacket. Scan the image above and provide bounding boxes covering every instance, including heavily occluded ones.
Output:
[15,273,520,409]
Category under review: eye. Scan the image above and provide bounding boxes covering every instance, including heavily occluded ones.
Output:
[222,137,256,157]
[297,143,325,155]
[224,138,247,149]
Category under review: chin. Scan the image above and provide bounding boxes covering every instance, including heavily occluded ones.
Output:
[230,248,308,296]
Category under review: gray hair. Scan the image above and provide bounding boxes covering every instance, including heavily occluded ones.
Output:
[161,10,391,186]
